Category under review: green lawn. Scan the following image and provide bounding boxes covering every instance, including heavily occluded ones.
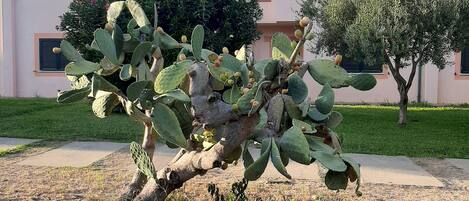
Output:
[0,99,468,158]
[0,98,142,142]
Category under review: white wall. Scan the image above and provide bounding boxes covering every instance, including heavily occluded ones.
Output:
[13,0,72,97]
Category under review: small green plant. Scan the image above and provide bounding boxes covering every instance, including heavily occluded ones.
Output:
[207,179,249,201]
[56,1,376,200]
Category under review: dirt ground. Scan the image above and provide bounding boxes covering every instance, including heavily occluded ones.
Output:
[1,141,468,201]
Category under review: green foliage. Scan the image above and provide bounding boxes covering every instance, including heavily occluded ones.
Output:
[152,103,188,148]
[191,25,204,61]
[130,142,156,178]
[287,74,308,104]
[92,92,120,118]
[315,84,334,114]
[55,0,379,197]
[279,126,311,165]
[244,138,271,181]
[154,60,192,93]
[57,0,262,62]
[271,33,293,60]
[57,87,91,103]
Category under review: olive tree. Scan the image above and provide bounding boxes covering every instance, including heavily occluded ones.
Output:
[300,0,468,125]
[55,1,377,200]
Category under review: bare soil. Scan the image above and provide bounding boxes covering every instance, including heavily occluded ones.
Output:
[1,142,468,201]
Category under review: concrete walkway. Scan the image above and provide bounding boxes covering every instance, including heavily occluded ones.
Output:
[0,137,40,150]
[2,138,469,187]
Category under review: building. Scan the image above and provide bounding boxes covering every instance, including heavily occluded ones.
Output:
[0,0,468,104]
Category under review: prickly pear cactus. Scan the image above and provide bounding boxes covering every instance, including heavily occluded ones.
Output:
[56,1,376,197]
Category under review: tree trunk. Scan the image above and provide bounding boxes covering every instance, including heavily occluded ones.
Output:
[398,88,408,125]
[119,112,157,201]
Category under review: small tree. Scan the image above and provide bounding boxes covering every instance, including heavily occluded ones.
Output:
[57,0,262,62]
[56,1,377,200]
[300,0,468,125]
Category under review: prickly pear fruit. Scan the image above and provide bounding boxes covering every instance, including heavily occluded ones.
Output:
[294,29,303,40]
[52,47,61,54]
[335,54,343,65]
[222,47,229,54]
[299,16,310,27]
[181,35,188,43]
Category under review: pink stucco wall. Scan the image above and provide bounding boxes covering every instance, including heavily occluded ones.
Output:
[0,0,468,104]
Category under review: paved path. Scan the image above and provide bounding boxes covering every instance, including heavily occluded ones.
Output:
[446,158,469,174]
[0,137,40,150]
[348,154,444,187]
[2,138,469,187]
[17,141,127,167]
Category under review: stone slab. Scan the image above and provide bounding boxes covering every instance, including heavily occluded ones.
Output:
[446,158,469,175]
[17,141,127,167]
[348,154,444,187]
[0,137,40,150]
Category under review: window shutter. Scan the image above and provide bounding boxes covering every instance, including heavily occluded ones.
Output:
[461,48,469,74]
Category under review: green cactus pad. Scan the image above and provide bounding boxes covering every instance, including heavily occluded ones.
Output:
[120,64,132,81]
[242,141,255,168]
[91,74,119,97]
[57,86,91,103]
[315,83,334,114]
[222,87,242,104]
[154,60,192,93]
[60,40,83,62]
[271,138,292,179]
[112,24,124,57]
[306,136,335,153]
[236,45,247,62]
[325,170,348,190]
[92,92,120,118]
[287,74,308,104]
[236,83,259,115]
[311,151,347,172]
[152,103,188,148]
[279,126,311,165]
[130,142,156,179]
[326,111,343,128]
[154,31,180,50]
[271,33,293,61]
[244,138,271,181]
[155,89,190,103]
[263,60,279,80]
[191,25,204,61]
[308,59,350,88]
[292,119,315,134]
[95,29,119,65]
[282,95,302,120]
[307,108,330,122]
[131,42,153,67]
[65,60,100,76]
[107,1,125,23]
[224,146,242,164]
[127,80,153,101]
[341,154,361,182]
[126,0,150,27]
[347,74,377,91]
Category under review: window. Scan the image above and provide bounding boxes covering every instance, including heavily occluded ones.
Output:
[340,58,383,73]
[461,48,469,74]
[38,38,68,71]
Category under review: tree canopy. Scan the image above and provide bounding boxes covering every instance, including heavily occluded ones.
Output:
[57,0,262,62]
[300,0,469,124]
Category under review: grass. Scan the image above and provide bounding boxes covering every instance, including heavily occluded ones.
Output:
[0,98,468,158]
[0,98,143,142]
[335,105,469,159]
